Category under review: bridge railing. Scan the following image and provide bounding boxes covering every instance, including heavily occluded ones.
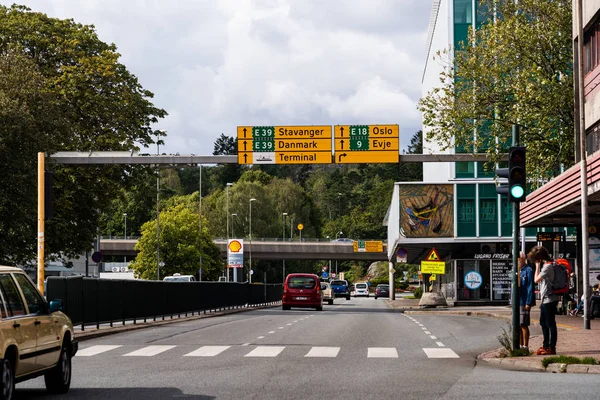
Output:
[46,276,282,330]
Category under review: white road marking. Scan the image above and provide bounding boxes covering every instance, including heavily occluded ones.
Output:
[424,331,431,335]
[76,345,122,357]
[241,343,250,347]
[418,324,424,326]
[421,327,427,330]
[293,320,298,323]
[123,345,176,357]
[304,347,340,358]
[367,347,398,358]
[436,342,445,347]
[185,346,231,357]
[257,336,265,339]
[268,331,275,334]
[287,323,292,326]
[278,327,284,329]
[430,335,437,340]
[423,348,459,358]
[245,346,285,357]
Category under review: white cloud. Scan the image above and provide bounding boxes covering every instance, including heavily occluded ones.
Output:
[3,0,431,153]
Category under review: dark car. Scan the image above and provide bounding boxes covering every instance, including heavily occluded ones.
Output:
[330,279,351,300]
[374,284,390,299]
[282,273,323,311]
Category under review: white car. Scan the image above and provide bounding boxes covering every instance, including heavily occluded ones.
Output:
[353,282,369,297]
[163,273,196,282]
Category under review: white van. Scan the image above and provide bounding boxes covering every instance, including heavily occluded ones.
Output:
[354,282,369,297]
[163,273,196,282]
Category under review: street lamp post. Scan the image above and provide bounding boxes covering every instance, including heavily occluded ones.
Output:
[249,198,257,283]
[123,213,127,263]
[231,213,238,238]
[226,182,233,281]
[282,212,288,283]
[337,192,342,239]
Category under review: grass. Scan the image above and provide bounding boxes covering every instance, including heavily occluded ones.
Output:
[541,356,598,368]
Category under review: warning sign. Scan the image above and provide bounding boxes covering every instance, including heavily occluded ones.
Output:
[426,248,440,261]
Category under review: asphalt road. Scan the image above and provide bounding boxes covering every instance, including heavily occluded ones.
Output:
[16,297,600,399]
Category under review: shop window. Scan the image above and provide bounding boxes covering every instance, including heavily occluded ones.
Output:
[500,197,513,237]
[457,260,490,301]
[492,259,512,301]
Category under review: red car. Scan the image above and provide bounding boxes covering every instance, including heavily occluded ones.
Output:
[282,273,323,311]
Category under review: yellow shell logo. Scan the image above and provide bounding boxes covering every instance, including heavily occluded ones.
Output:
[228,240,242,252]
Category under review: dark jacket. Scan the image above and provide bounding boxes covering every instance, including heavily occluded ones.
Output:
[519,264,535,307]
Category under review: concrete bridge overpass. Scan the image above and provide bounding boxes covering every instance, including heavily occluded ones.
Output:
[99,238,388,261]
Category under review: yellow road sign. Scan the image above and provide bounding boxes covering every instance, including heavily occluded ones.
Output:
[275,139,331,151]
[276,151,332,164]
[237,126,253,139]
[335,138,398,152]
[426,248,441,261]
[335,151,398,164]
[334,124,399,138]
[297,223,304,231]
[429,274,437,281]
[421,261,445,274]
[275,126,332,139]
[365,241,384,252]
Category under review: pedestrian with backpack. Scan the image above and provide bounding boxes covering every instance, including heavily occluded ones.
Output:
[518,251,535,352]
[528,246,558,355]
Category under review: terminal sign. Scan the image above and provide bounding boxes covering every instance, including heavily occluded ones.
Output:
[238,126,333,165]
[334,124,399,164]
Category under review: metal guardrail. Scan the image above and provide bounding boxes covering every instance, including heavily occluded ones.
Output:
[47,276,282,330]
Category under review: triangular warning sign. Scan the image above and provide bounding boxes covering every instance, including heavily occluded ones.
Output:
[426,248,440,261]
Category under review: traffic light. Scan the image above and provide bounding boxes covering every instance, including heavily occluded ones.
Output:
[508,146,526,202]
[495,146,526,202]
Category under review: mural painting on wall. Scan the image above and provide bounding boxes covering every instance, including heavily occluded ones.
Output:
[399,184,454,238]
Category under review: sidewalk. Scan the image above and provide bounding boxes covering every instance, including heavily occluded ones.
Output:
[387,297,600,374]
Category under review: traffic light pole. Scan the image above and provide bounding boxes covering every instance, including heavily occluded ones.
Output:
[511,124,520,352]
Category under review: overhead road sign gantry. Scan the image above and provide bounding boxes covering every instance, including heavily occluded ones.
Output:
[237,125,333,165]
[334,124,399,164]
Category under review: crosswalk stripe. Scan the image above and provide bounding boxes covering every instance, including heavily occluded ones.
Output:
[245,346,285,357]
[367,347,398,358]
[76,345,122,357]
[123,345,176,357]
[423,348,459,358]
[305,347,340,358]
[185,346,231,357]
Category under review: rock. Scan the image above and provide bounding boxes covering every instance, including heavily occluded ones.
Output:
[419,292,448,307]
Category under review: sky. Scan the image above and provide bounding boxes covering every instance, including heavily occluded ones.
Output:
[5,0,433,155]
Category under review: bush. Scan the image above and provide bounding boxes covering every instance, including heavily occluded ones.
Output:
[541,356,598,368]
[413,287,423,299]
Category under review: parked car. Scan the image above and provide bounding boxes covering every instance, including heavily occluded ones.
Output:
[282,274,323,311]
[163,273,196,282]
[320,282,334,305]
[330,279,351,300]
[330,238,354,243]
[0,266,78,399]
[374,284,390,299]
[354,282,369,297]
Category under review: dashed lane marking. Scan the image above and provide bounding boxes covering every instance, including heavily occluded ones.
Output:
[436,342,445,347]
[76,345,122,357]
[185,346,231,357]
[367,347,398,358]
[423,348,459,358]
[123,345,176,357]
[304,347,340,358]
[245,346,285,357]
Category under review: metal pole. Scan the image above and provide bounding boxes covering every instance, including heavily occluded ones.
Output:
[199,164,203,281]
[156,166,160,281]
[37,153,45,293]
[123,213,127,263]
[249,199,256,284]
[283,213,287,283]
[511,124,520,351]
[226,183,232,281]
[576,0,591,330]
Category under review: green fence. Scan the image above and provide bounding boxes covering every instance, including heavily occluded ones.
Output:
[46,277,282,330]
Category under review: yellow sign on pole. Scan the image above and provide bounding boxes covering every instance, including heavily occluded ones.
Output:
[421,261,445,274]
[237,126,333,165]
[334,124,399,164]
[297,223,304,231]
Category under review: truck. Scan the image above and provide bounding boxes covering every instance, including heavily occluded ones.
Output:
[330,279,351,300]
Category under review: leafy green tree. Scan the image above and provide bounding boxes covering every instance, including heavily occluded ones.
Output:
[130,202,223,280]
[418,0,573,185]
[0,5,166,265]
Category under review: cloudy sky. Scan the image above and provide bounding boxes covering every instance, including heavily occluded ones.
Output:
[6,0,432,155]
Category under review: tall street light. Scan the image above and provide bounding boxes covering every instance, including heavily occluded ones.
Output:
[231,213,238,238]
[337,192,342,238]
[226,182,233,281]
[282,212,288,283]
[123,213,127,263]
[249,198,257,283]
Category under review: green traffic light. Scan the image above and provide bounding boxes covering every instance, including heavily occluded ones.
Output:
[511,185,525,199]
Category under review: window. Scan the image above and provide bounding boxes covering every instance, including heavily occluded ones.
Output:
[14,274,46,315]
[454,0,473,24]
[584,20,600,74]
[0,290,7,319]
[288,277,316,289]
[0,274,26,317]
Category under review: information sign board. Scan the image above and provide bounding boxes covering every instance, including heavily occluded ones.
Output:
[334,124,399,164]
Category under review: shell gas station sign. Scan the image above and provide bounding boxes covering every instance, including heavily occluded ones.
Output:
[227,239,244,268]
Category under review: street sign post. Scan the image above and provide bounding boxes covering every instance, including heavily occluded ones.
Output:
[237,126,333,165]
[227,239,244,269]
[353,240,384,252]
[334,124,399,164]
[421,247,445,274]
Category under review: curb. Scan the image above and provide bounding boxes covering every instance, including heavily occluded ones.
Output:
[73,302,282,342]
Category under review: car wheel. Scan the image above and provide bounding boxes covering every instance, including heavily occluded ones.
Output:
[329,300,333,305]
[0,357,15,400]
[282,305,291,310]
[346,296,351,300]
[44,344,72,394]
[316,306,323,311]
[375,296,377,299]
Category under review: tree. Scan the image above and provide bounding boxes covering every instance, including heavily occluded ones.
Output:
[130,202,223,280]
[418,0,573,186]
[213,134,237,155]
[0,5,167,265]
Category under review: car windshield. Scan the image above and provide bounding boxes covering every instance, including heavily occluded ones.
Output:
[356,283,367,289]
[330,280,347,286]
[288,277,316,289]
[378,285,389,289]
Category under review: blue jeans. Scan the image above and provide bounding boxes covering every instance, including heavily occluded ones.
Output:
[540,301,558,349]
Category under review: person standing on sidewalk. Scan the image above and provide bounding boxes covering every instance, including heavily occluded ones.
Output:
[518,251,535,352]
[529,246,558,355]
